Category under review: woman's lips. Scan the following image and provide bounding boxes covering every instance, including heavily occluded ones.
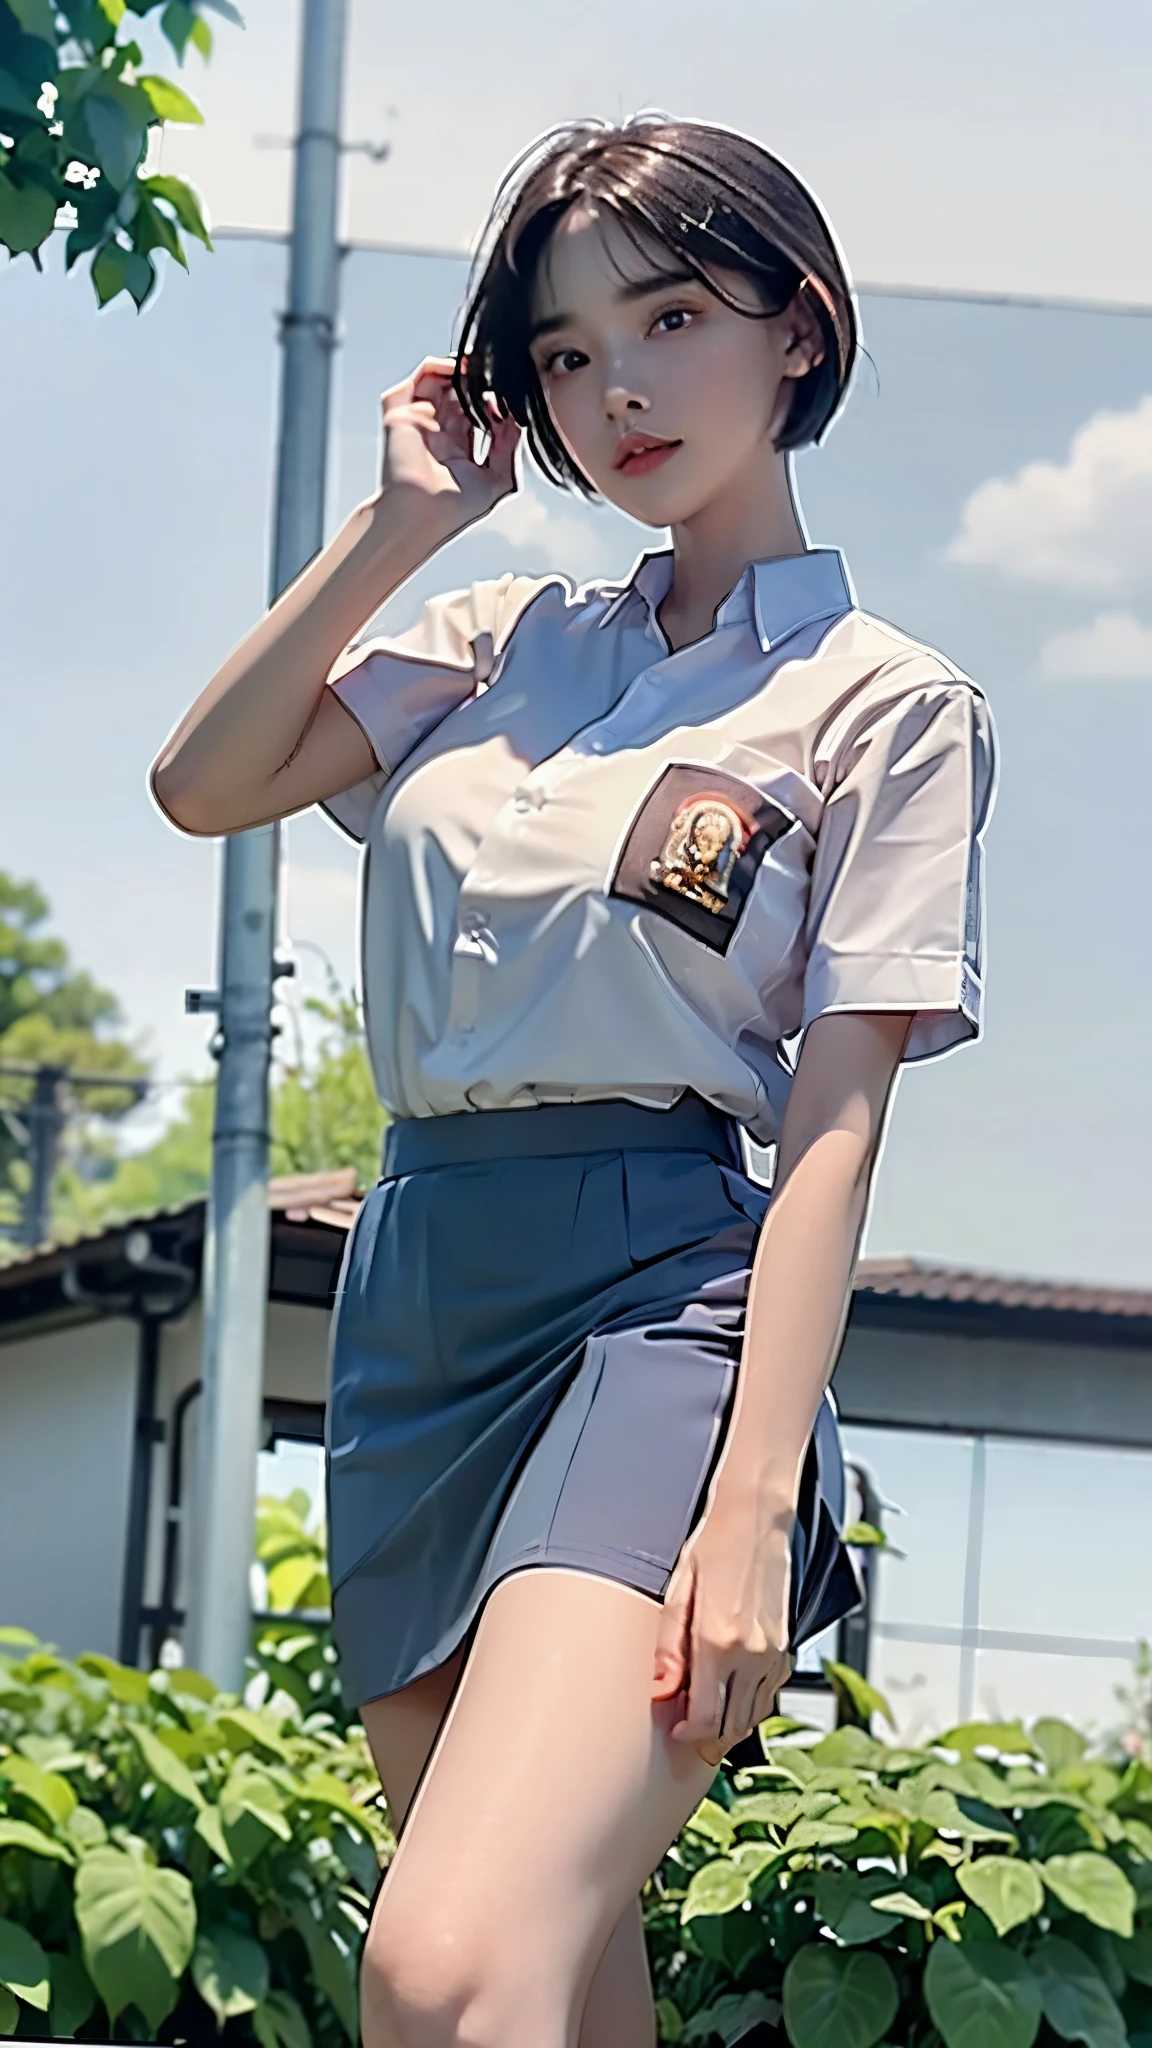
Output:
[614,437,681,476]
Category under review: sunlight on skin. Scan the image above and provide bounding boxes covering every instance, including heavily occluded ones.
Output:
[527,203,826,649]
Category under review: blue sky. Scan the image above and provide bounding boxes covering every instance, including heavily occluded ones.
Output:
[4,238,1150,1286]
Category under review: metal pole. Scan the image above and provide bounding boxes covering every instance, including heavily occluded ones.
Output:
[185,0,347,1689]
[22,1066,64,1248]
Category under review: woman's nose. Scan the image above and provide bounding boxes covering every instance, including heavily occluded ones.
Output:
[604,384,650,421]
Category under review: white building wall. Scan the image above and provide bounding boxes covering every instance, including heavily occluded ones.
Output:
[0,1316,137,1658]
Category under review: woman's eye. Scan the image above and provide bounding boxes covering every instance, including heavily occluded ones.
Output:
[653,306,694,334]
[543,347,587,376]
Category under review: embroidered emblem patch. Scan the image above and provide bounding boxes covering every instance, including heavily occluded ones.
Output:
[609,762,796,955]
[652,793,751,915]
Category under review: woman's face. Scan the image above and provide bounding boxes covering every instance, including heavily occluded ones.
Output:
[526,201,824,526]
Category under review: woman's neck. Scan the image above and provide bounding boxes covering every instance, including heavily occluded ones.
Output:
[658,447,807,652]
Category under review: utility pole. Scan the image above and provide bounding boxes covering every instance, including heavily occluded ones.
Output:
[0,1060,148,1248]
[184,0,349,1691]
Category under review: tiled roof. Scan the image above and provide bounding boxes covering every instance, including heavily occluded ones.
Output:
[2,1177,1150,1323]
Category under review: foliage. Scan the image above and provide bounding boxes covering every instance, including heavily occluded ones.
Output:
[645,1676,1152,2048]
[270,995,387,1194]
[1110,1640,1152,1768]
[255,1492,331,1635]
[0,0,241,310]
[0,873,147,1245]
[0,1626,391,2043]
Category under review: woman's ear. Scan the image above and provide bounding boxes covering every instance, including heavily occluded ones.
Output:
[781,289,827,382]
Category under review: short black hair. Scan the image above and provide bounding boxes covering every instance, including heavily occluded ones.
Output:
[456,115,859,495]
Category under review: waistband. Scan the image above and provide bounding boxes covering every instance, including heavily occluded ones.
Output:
[382,1094,743,1177]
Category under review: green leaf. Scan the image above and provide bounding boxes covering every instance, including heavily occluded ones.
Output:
[139,171,210,245]
[189,14,213,57]
[685,1799,735,1853]
[65,1807,108,1853]
[91,237,130,305]
[1031,1720,1089,1774]
[217,1707,295,1760]
[0,171,57,257]
[289,1902,357,2040]
[681,1990,782,2045]
[783,1943,899,2048]
[0,1818,74,1863]
[957,1855,1045,1936]
[131,1724,205,1810]
[821,1660,896,1731]
[682,1861,750,1921]
[813,1870,903,1944]
[0,1984,17,2034]
[74,1846,196,2029]
[656,1999,684,2044]
[193,1804,232,1868]
[869,1888,934,1922]
[941,1721,1036,1761]
[137,74,204,124]
[1029,1935,1126,2048]
[0,1756,77,1826]
[1118,1928,1152,1986]
[252,1988,312,2048]
[0,1917,51,2011]
[192,1924,269,2025]
[74,1655,150,1704]
[924,1938,1042,2048]
[49,1951,97,2039]
[1040,1854,1136,1937]
[730,1790,804,1830]
[5,0,56,38]
[99,0,128,22]
[786,1812,861,1849]
[199,0,245,24]
[80,85,148,189]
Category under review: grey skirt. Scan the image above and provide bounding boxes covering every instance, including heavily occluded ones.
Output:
[325,1094,861,1709]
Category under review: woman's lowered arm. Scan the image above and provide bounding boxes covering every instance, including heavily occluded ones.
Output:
[150,360,520,837]
[653,1007,913,1763]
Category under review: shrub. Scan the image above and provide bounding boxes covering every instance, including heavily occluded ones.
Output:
[644,1686,1152,2048]
[0,1628,391,2043]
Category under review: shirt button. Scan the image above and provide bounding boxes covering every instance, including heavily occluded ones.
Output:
[590,737,605,754]
[513,791,531,812]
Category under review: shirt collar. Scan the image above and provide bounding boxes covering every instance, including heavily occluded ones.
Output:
[599,545,855,652]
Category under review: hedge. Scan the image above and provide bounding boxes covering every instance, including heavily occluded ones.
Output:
[3,1626,1152,2047]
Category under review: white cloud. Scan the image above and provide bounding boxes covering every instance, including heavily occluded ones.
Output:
[945,393,1152,592]
[486,472,654,584]
[1038,609,1152,683]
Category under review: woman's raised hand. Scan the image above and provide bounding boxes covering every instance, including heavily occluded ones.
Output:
[379,356,521,536]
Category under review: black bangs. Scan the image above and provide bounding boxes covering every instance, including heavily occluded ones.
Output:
[454,116,859,495]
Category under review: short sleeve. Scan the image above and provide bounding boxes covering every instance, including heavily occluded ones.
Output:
[320,573,542,842]
[802,676,998,1061]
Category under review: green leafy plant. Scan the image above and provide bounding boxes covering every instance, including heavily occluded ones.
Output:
[644,1678,1152,2048]
[0,0,242,309]
[0,1626,390,2042]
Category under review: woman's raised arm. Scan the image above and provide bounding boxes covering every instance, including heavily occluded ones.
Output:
[150,359,520,837]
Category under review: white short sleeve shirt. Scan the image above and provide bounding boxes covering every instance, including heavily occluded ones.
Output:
[322,547,997,1144]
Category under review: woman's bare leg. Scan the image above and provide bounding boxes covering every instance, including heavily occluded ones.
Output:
[360,1633,656,2048]
[359,1568,718,2048]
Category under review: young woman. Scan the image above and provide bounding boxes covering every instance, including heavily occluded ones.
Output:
[153,116,996,2048]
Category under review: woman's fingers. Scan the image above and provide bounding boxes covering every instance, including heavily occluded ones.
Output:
[652,1560,693,1702]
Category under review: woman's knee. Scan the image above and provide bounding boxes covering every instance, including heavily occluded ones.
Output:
[361,1896,550,2048]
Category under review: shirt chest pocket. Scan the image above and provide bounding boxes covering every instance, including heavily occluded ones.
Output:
[607,760,798,956]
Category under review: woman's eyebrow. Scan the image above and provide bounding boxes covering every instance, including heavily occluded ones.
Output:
[528,268,700,344]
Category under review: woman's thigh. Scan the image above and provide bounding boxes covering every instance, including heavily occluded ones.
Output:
[361,1567,717,2048]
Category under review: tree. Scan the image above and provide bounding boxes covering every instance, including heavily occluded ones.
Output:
[0,0,242,310]
[0,870,147,1241]
[69,987,386,1232]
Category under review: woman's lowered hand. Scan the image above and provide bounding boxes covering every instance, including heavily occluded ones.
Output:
[379,356,521,536]
[652,1488,795,1768]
